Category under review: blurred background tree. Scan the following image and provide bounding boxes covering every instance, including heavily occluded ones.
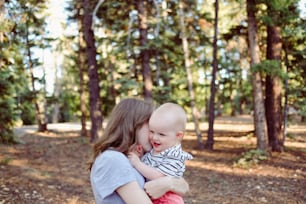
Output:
[0,0,304,151]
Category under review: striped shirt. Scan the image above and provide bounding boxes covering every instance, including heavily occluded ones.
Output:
[141,144,193,178]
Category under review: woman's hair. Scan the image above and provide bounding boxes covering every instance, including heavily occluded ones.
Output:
[89,98,154,170]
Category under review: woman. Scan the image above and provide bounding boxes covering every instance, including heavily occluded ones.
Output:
[89,98,189,204]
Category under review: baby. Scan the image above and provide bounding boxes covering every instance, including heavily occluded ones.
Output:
[129,102,193,204]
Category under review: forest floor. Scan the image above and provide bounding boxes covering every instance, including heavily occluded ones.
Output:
[0,115,305,204]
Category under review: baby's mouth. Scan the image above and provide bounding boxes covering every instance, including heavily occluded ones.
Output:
[152,142,161,148]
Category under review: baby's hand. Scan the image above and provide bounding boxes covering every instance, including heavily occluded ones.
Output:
[128,152,141,167]
[129,144,144,157]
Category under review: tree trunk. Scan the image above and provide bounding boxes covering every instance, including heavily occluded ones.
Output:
[247,0,268,152]
[52,51,60,123]
[82,0,103,142]
[265,74,283,152]
[206,0,219,150]
[135,0,153,101]
[178,0,204,149]
[283,43,289,146]
[237,36,244,115]
[230,80,235,116]
[77,0,88,137]
[153,0,161,84]
[25,27,47,132]
[266,7,283,152]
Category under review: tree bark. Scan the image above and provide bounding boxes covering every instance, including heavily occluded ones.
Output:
[136,0,152,100]
[52,51,60,123]
[178,0,204,149]
[135,0,153,101]
[82,0,103,142]
[77,0,88,137]
[246,0,268,152]
[283,43,289,146]
[266,23,283,152]
[206,0,219,150]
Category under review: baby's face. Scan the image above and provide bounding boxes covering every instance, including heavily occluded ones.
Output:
[149,115,180,154]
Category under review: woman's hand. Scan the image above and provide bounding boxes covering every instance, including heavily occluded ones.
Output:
[144,177,189,199]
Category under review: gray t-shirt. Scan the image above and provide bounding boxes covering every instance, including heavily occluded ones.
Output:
[90,150,145,204]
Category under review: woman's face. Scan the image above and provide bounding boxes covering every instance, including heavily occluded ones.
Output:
[136,122,152,153]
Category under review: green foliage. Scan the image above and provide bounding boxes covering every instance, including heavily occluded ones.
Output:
[20,102,36,125]
[1,0,304,134]
[234,149,269,168]
[259,0,300,26]
[1,0,50,129]
[58,90,80,122]
[17,89,36,125]
[251,60,286,79]
[284,16,306,120]
[0,69,19,144]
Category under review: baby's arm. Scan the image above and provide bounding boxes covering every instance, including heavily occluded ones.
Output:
[128,152,165,180]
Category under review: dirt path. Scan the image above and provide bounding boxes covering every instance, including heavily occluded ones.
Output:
[1,116,306,204]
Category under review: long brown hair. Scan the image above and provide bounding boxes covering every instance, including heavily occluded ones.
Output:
[89,98,153,170]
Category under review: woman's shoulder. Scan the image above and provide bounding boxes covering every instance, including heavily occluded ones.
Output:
[92,150,132,174]
[102,149,126,156]
[98,149,128,162]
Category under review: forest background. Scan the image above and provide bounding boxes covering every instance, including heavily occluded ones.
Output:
[0,0,305,152]
[0,0,306,203]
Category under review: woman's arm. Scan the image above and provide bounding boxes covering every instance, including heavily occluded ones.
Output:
[144,177,189,199]
[116,181,152,204]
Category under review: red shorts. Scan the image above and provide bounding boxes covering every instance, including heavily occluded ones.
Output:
[152,192,184,204]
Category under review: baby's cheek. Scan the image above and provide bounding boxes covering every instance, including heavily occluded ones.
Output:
[143,142,152,153]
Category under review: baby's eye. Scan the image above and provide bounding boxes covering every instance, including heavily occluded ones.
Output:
[159,133,166,137]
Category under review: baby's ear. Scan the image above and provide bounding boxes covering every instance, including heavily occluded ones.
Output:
[176,131,184,141]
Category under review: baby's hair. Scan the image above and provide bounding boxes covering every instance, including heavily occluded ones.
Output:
[153,102,187,131]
